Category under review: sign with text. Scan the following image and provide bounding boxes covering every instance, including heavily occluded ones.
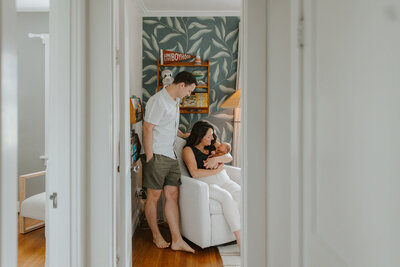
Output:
[160,49,196,64]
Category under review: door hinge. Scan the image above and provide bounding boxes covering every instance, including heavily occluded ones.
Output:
[115,49,120,65]
[298,16,305,48]
[116,255,120,265]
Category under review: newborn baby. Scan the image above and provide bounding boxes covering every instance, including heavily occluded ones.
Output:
[204,142,232,169]
[210,142,231,158]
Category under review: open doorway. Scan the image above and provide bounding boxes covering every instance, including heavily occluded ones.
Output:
[16,9,49,267]
[118,1,243,266]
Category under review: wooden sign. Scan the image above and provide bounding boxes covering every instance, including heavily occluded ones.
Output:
[160,49,196,64]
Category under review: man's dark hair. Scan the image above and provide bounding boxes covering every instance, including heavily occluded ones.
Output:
[173,71,198,86]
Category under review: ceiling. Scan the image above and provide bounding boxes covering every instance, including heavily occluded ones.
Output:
[138,0,241,14]
[15,0,241,15]
[16,0,49,11]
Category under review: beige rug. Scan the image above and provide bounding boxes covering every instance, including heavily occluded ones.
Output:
[217,243,241,267]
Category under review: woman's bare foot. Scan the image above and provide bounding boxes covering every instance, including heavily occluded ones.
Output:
[171,239,195,253]
[153,235,170,249]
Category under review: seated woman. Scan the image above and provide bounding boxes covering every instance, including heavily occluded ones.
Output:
[182,121,241,247]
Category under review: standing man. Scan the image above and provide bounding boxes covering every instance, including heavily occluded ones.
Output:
[142,71,196,253]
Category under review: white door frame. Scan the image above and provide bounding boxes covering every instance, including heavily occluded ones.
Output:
[242,0,267,265]
[0,0,18,266]
[47,0,86,266]
[86,0,115,266]
[114,0,132,266]
[69,0,87,266]
[114,0,281,266]
[244,0,302,266]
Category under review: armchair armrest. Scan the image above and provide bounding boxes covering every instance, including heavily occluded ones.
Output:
[19,170,46,180]
[18,170,46,234]
[224,165,241,185]
[179,175,212,248]
[19,171,46,202]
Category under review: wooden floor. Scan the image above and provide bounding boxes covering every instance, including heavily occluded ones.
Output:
[132,220,223,267]
[17,218,223,267]
[18,219,46,267]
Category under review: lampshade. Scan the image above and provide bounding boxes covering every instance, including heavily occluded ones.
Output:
[220,89,240,108]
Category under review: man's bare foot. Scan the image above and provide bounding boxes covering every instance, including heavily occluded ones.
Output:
[171,239,195,253]
[153,235,170,249]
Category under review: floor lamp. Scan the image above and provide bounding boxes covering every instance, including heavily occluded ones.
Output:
[220,89,241,167]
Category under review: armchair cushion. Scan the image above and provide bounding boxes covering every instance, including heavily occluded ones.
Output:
[209,199,223,215]
[21,192,46,221]
[224,165,241,185]
[174,137,190,177]
[179,175,212,248]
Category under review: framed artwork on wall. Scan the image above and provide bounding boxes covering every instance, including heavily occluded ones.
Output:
[130,96,143,124]
[131,131,141,167]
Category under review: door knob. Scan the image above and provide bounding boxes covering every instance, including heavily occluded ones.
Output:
[49,192,57,208]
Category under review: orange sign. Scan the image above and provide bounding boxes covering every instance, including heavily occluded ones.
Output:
[160,49,196,64]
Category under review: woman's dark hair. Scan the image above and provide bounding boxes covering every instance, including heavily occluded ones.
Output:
[185,121,217,150]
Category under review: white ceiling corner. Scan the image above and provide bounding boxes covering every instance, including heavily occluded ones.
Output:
[136,0,241,17]
[16,0,49,12]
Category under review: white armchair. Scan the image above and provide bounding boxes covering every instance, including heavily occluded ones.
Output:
[19,171,46,234]
[174,137,241,248]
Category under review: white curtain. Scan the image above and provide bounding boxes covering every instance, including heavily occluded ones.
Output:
[232,108,241,167]
[232,22,242,167]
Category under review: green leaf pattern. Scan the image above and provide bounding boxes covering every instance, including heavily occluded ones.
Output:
[143,17,240,144]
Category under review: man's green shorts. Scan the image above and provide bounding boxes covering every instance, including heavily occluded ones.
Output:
[141,154,182,190]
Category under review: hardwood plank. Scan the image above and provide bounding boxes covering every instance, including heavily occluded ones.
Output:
[132,221,223,267]
[18,219,45,267]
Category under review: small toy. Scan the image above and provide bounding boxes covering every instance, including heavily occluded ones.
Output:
[195,55,201,65]
[192,70,206,85]
[161,69,174,87]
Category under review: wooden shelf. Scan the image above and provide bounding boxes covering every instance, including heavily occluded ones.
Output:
[180,107,209,114]
[159,61,209,67]
[157,59,210,114]
[158,84,208,89]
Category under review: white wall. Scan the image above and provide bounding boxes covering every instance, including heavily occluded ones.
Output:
[17,12,48,198]
[243,0,268,266]
[266,0,292,265]
[128,1,142,101]
[126,0,143,232]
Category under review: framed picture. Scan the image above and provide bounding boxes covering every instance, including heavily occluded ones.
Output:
[131,131,141,166]
[130,96,143,124]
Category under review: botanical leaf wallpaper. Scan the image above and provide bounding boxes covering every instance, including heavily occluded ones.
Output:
[142,17,240,144]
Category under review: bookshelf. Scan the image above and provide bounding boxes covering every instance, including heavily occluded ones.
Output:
[156,60,210,114]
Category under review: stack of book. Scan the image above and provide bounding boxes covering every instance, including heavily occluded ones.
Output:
[181,93,208,108]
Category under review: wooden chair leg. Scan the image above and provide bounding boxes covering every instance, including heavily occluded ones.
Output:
[19,177,26,234]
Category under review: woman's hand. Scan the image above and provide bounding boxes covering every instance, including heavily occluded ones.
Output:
[203,157,219,169]
[216,163,224,172]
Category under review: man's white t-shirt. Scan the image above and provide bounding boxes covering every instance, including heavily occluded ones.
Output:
[144,88,180,159]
